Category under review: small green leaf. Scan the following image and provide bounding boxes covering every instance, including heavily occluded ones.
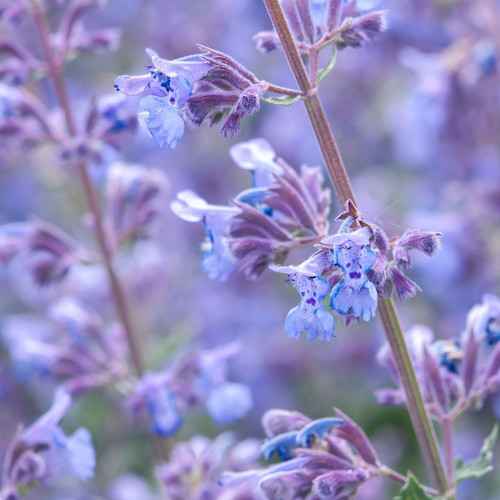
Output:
[317,47,338,83]
[394,473,435,500]
[262,95,302,106]
[455,424,498,482]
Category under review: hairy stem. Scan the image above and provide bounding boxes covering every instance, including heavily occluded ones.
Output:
[30,0,144,377]
[262,0,449,494]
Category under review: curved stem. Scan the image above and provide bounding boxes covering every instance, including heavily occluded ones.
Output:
[29,0,144,377]
[261,0,449,495]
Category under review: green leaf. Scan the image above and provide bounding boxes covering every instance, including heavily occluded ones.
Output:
[455,424,498,482]
[262,95,302,106]
[317,47,338,83]
[394,473,435,500]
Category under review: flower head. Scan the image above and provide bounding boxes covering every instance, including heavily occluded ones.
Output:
[1,389,95,497]
[272,263,335,342]
[114,48,209,148]
[227,407,378,500]
[171,191,240,280]
[128,343,252,437]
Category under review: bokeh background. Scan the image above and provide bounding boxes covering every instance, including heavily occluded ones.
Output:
[1,0,499,498]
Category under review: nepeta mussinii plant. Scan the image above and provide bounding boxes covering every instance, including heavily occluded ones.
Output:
[1,1,499,500]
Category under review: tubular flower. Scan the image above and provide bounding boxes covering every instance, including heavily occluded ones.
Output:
[0,389,95,499]
[158,433,261,500]
[172,139,331,281]
[376,298,500,418]
[253,0,387,54]
[222,407,380,500]
[127,343,252,438]
[186,46,268,138]
[114,48,209,148]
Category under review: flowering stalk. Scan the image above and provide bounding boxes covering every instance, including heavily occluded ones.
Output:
[29,0,144,377]
[261,0,450,495]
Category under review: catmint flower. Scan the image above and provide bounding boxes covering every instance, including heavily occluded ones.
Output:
[173,139,330,281]
[375,317,500,418]
[0,220,82,292]
[255,0,387,53]
[87,93,138,144]
[466,294,500,347]
[114,48,209,148]
[171,190,240,280]
[0,389,95,497]
[272,263,335,341]
[323,226,379,321]
[186,46,268,138]
[106,162,168,248]
[158,433,260,500]
[1,298,128,392]
[231,407,380,499]
[128,343,252,437]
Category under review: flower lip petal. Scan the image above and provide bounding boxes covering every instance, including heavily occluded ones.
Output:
[261,431,300,462]
[296,417,344,448]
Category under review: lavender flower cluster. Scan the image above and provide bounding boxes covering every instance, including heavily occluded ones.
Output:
[1,0,499,500]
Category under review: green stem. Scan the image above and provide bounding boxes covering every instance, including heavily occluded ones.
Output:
[261,0,450,495]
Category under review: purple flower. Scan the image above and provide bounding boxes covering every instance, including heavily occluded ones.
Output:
[325,226,378,321]
[255,0,387,53]
[1,389,95,496]
[186,46,267,138]
[1,298,128,392]
[272,263,335,342]
[467,294,500,347]
[158,433,260,500]
[106,162,168,248]
[230,407,378,499]
[114,48,209,148]
[171,191,240,280]
[128,343,252,437]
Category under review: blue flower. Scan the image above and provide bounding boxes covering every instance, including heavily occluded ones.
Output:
[138,95,185,149]
[325,227,378,321]
[171,191,240,280]
[272,264,335,342]
[261,431,300,461]
[146,388,183,437]
[114,49,208,148]
[22,388,95,482]
[467,295,500,347]
[230,139,283,188]
[206,382,253,424]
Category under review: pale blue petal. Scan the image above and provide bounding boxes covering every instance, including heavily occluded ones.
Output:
[138,96,185,149]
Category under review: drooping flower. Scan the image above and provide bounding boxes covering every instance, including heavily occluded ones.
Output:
[0,389,95,497]
[186,46,268,138]
[173,139,331,281]
[114,48,209,148]
[171,191,240,281]
[322,226,379,321]
[272,263,335,342]
[127,343,252,437]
